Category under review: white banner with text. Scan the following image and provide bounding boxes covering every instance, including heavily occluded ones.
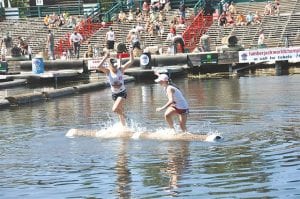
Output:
[239,47,300,63]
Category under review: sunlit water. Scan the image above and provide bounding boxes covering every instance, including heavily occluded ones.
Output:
[0,74,299,198]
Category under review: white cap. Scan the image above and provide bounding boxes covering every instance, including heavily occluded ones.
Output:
[155,74,169,83]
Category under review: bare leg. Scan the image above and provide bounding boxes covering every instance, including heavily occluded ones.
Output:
[112,97,126,126]
[164,107,177,130]
[178,114,188,132]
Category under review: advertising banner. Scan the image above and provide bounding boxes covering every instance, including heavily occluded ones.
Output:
[88,59,108,70]
[239,47,300,63]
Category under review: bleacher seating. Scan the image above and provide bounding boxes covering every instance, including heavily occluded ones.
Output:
[206,0,300,50]
[1,0,300,60]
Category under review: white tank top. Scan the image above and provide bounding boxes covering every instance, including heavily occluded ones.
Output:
[106,31,115,41]
[166,85,189,109]
[107,69,125,93]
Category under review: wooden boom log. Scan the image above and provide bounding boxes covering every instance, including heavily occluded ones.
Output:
[66,128,222,142]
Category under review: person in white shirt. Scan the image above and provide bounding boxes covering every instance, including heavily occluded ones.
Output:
[155,74,189,132]
[69,31,83,58]
[97,48,134,127]
[105,26,116,51]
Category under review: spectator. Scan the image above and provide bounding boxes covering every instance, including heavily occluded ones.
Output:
[169,21,176,35]
[1,32,13,57]
[228,2,237,15]
[218,12,227,27]
[179,1,186,19]
[253,11,262,24]
[226,13,235,27]
[66,16,76,28]
[157,22,164,38]
[158,10,166,22]
[236,12,247,26]
[43,15,49,27]
[166,31,175,54]
[264,1,273,15]
[246,12,254,26]
[142,1,150,17]
[85,41,93,58]
[135,7,141,16]
[69,31,83,59]
[199,32,211,52]
[17,36,28,55]
[118,11,127,23]
[149,10,157,23]
[178,16,185,28]
[127,31,141,50]
[258,30,266,48]
[105,26,116,52]
[164,0,171,13]
[274,0,280,15]
[172,33,184,54]
[222,0,229,13]
[128,9,134,22]
[47,29,55,60]
[135,22,144,34]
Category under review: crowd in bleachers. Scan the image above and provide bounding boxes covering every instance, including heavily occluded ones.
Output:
[1,0,299,61]
[217,1,264,28]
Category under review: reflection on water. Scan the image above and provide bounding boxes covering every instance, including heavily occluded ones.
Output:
[0,75,299,198]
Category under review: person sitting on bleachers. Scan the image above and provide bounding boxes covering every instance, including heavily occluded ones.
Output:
[177,15,185,28]
[274,0,280,15]
[253,11,262,24]
[218,12,227,27]
[66,16,76,28]
[228,2,237,16]
[48,12,58,28]
[135,7,142,16]
[258,29,266,48]
[135,22,145,35]
[235,12,247,26]
[148,22,155,36]
[151,0,161,12]
[149,10,157,23]
[264,1,274,15]
[164,0,171,13]
[158,10,166,22]
[127,31,141,50]
[85,41,93,58]
[118,10,127,23]
[17,36,28,55]
[56,14,65,27]
[43,15,49,27]
[136,12,143,23]
[246,12,254,26]
[169,21,176,35]
[142,1,150,18]
[226,13,235,27]
[157,21,164,38]
[128,9,134,22]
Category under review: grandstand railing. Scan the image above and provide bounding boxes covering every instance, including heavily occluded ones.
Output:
[182,11,213,52]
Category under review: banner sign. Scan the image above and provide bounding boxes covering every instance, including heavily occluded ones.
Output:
[88,59,108,70]
[239,47,300,63]
[200,53,218,64]
[36,0,43,6]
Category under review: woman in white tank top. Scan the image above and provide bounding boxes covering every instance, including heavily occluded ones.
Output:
[97,48,134,127]
[155,74,189,132]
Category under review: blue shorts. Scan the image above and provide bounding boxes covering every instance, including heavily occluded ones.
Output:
[172,105,189,115]
[112,89,127,101]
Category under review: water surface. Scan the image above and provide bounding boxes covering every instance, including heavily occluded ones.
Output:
[0,74,299,198]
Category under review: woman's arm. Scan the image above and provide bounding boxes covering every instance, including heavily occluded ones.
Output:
[121,47,134,72]
[97,52,110,74]
[156,87,175,112]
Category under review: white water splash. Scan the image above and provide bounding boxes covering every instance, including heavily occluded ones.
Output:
[205,130,223,142]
